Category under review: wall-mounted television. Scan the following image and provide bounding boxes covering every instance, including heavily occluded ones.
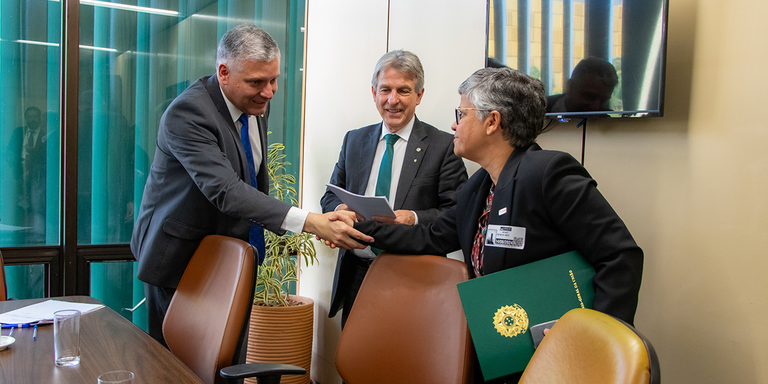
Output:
[486,0,669,119]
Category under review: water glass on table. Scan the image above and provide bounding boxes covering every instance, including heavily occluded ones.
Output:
[98,370,135,384]
[53,309,81,366]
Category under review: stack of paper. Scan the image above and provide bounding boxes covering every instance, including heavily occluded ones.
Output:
[325,184,396,220]
[0,300,104,326]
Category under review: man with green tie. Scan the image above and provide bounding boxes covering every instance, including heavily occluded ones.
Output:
[321,50,468,328]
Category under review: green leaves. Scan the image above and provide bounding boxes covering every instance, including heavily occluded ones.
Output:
[255,136,319,307]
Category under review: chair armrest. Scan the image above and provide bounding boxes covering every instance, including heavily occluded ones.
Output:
[220,363,306,384]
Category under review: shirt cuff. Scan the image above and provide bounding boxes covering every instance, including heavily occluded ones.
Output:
[412,210,419,225]
[281,206,309,234]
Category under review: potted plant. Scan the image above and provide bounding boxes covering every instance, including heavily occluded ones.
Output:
[246,138,316,384]
[254,139,318,307]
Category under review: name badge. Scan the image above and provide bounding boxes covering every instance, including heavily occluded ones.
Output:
[485,225,526,250]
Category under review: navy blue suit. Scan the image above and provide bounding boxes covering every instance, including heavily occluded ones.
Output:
[131,75,293,350]
[321,118,468,320]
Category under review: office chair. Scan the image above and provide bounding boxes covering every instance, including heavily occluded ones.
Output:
[519,308,660,384]
[163,235,305,384]
[0,249,6,301]
[335,253,474,384]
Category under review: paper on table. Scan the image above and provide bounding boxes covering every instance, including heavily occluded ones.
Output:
[0,300,104,325]
[325,184,396,221]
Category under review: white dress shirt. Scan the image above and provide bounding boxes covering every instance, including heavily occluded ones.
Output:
[222,88,308,234]
[353,117,418,258]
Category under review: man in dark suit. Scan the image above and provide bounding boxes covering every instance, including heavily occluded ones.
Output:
[5,106,47,244]
[131,24,371,348]
[320,50,468,327]
[349,67,643,383]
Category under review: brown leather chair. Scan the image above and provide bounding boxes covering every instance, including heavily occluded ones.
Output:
[519,308,660,384]
[163,235,304,384]
[335,253,474,384]
[0,249,7,301]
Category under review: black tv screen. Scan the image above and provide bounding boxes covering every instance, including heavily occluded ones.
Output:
[486,0,669,119]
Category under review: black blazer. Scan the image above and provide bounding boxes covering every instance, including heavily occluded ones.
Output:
[131,75,293,288]
[321,118,468,317]
[356,143,643,324]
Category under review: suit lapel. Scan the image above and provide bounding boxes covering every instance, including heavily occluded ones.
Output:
[394,118,428,209]
[352,124,380,195]
[481,147,527,274]
[204,75,249,182]
[203,75,270,194]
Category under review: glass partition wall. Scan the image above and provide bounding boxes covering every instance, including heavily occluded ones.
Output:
[0,0,306,331]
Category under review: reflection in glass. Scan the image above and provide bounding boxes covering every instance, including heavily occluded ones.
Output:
[5,264,45,300]
[546,56,618,114]
[0,0,61,247]
[487,0,668,118]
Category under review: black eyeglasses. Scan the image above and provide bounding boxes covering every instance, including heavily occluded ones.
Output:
[455,108,492,125]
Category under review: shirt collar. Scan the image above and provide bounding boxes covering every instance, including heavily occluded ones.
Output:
[220,86,245,125]
[380,116,415,141]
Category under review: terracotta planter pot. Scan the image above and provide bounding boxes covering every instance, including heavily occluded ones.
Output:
[246,295,314,384]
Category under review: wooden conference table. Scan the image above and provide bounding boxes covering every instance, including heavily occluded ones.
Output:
[0,296,203,383]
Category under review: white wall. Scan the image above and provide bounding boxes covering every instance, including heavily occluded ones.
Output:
[301,1,486,382]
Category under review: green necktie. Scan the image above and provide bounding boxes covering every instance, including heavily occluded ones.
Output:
[375,133,400,199]
[372,133,399,256]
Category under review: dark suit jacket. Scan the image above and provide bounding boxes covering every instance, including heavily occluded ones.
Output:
[131,75,292,289]
[356,143,643,324]
[6,125,47,219]
[321,118,468,317]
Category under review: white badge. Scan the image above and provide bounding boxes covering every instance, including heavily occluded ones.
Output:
[485,225,526,250]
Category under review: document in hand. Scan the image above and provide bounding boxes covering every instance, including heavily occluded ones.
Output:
[456,251,595,380]
[325,183,396,221]
[0,300,105,326]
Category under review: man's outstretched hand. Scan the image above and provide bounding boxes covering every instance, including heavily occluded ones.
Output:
[304,211,373,250]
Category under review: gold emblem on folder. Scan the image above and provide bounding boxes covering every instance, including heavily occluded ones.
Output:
[493,304,529,338]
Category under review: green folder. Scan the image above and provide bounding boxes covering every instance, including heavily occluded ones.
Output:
[457,251,595,380]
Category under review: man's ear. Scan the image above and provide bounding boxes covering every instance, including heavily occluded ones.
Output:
[485,110,502,136]
[217,63,230,85]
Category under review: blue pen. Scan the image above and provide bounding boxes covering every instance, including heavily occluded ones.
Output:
[1,322,33,329]
[33,325,37,340]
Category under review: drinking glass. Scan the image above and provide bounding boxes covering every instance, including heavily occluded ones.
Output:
[53,309,81,366]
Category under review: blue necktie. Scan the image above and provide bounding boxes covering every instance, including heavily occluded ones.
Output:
[375,134,400,199]
[239,113,266,264]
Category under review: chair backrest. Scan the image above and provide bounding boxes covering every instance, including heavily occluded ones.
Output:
[0,249,7,301]
[335,253,473,384]
[163,235,255,384]
[519,308,660,384]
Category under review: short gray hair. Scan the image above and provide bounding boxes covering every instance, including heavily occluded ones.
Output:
[458,67,546,148]
[371,50,425,92]
[216,24,280,74]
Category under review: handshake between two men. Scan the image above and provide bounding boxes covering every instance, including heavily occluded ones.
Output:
[311,204,417,250]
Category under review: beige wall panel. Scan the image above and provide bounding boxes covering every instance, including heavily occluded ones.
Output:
[539,0,768,382]
[388,0,488,141]
[302,1,388,383]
